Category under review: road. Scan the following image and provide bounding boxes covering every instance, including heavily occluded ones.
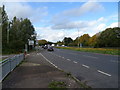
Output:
[40,47,119,88]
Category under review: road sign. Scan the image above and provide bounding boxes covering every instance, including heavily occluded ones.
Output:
[29,40,34,45]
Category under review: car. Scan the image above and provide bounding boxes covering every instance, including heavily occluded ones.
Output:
[43,45,48,49]
[47,46,54,51]
[41,45,44,48]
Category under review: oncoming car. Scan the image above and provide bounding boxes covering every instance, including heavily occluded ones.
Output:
[47,46,54,51]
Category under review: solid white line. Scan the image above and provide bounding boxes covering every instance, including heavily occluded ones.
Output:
[73,61,78,63]
[82,64,90,68]
[40,53,58,69]
[97,70,111,77]
[67,59,71,61]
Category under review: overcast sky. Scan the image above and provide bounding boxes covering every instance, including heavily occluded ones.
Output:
[1,0,118,42]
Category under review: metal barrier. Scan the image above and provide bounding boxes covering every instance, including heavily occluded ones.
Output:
[0,54,24,82]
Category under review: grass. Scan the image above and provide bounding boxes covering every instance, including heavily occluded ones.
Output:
[48,81,67,89]
[65,72,91,88]
[0,57,8,63]
[56,47,120,55]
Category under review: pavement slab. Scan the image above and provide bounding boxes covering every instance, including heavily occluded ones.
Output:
[2,51,81,88]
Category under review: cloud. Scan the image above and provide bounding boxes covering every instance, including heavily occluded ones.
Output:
[106,22,118,28]
[51,17,106,30]
[2,2,48,23]
[35,16,118,42]
[50,1,105,29]
[62,1,104,17]
[35,27,65,42]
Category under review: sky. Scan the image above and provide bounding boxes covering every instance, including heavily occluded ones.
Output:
[1,0,119,42]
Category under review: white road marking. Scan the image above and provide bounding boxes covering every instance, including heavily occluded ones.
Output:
[110,60,119,63]
[67,59,71,61]
[82,64,90,68]
[40,53,62,70]
[59,56,61,57]
[73,61,78,64]
[37,53,40,55]
[97,70,111,77]
[62,57,65,59]
[83,55,98,59]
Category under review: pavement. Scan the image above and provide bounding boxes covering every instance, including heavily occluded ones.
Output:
[40,48,119,88]
[2,50,81,88]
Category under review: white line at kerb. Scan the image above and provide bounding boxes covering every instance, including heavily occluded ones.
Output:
[82,64,90,68]
[97,70,111,77]
[40,53,59,69]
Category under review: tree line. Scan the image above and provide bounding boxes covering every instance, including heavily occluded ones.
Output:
[38,26,120,48]
[57,27,120,48]
[1,5,36,54]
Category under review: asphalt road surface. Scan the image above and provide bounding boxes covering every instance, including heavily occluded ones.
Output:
[40,47,119,88]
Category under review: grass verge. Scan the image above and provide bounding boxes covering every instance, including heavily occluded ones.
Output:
[56,47,120,55]
[48,81,67,89]
[65,72,91,88]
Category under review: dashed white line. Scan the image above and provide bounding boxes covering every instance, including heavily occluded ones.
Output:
[83,55,98,59]
[73,61,78,64]
[67,59,71,61]
[58,56,61,57]
[110,60,119,63]
[97,70,111,77]
[62,57,65,59]
[82,64,90,68]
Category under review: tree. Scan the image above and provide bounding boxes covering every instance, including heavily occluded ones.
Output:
[1,5,9,50]
[38,39,47,46]
[8,17,36,52]
[88,35,98,47]
[1,5,36,53]
[63,37,73,46]
[97,27,120,47]
[79,34,90,46]
[56,41,63,46]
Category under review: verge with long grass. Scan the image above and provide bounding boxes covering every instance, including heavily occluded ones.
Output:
[56,47,120,55]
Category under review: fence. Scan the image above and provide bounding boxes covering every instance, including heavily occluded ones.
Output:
[0,54,24,82]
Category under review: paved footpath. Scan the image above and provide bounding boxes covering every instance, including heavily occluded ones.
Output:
[2,51,81,88]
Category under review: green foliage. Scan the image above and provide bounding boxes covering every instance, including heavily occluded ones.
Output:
[48,81,67,89]
[38,39,47,45]
[88,35,98,47]
[97,27,120,47]
[1,5,9,50]
[1,5,36,54]
[63,37,73,46]
[79,34,90,46]
[57,47,120,55]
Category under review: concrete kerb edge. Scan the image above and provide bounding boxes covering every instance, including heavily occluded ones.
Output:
[39,53,90,88]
